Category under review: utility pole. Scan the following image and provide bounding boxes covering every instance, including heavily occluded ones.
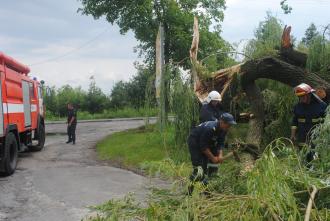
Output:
[155,24,166,131]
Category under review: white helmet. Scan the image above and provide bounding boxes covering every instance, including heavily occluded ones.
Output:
[206,91,222,104]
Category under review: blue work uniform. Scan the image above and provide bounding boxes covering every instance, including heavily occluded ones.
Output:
[291,98,327,146]
[188,121,226,183]
[200,103,224,123]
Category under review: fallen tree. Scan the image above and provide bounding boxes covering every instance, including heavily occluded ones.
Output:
[190,19,330,148]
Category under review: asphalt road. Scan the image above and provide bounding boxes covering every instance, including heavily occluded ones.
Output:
[0,119,156,221]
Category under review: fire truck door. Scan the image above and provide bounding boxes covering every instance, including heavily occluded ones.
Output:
[22,81,31,127]
[0,74,4,136]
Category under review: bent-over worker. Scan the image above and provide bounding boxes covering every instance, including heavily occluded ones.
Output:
[188,113,236,194]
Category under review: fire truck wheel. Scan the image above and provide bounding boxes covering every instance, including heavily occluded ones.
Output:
[30,124,45,151]
[1,132,18,176]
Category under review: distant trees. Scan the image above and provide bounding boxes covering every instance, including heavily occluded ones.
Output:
[302,23,319,46]
[43,66,156,117]
[86,76,109,113]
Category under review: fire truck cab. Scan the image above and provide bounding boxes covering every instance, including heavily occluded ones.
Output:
[0,52,45,176]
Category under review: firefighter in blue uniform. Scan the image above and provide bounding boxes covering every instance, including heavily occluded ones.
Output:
[199,91,225,177]
[188,113,236,194]
[290,83,327,161]
[200,91,224,122]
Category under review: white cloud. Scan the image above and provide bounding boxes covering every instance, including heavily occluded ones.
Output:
[222,0,330,45]
[29,57,137,94]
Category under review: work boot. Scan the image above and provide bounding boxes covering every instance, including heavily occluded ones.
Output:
[66,140,72,144]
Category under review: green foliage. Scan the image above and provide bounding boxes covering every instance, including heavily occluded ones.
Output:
[306,34,330,81]
[170,67,199,146]
[244,13,297,142]
[110,65,155,108]
[97,125,177,169]
[56,85,87,116]
[261,82,297,144]
[45,108,158,121]
[141,158,191,179]
[302,23,319,46]
[108,81,129,109]
[43,65,156,118]
[79,0,231,69]
[311,108,330,173]
[86,77,109,114]
[110,65,156,109]
[244,12,283,59]
[89,139,330,221]
[280,0,292,14]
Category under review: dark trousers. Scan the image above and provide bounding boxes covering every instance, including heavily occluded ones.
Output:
[187,136,208,194]
[67,124,77,143]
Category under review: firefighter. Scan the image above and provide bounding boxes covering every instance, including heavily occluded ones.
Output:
[290,83,327,161]
[200,91,224,123]
[188,113,236,194]
[200,91,226,176]
[66,103,77,145]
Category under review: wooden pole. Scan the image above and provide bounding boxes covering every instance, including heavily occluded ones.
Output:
[155,24,166,131]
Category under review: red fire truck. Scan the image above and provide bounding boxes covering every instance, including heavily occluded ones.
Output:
[0,52,45,176]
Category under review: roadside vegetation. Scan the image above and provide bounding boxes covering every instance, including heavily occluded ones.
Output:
[83,11,330,220]
[44,65,156,120]
[65,0,330,219]
[45,108,158,121]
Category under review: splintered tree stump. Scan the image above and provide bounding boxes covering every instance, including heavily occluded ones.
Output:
[190,17,330,149]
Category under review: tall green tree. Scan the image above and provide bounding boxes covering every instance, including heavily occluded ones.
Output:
[126,65,155,108]
[86,76,109,113]
[302,23,319,46]
[244,12,283,59]
[109,81,129,109]
[43,86,58,115]
[56,85,86,116]
[79,0,231,69]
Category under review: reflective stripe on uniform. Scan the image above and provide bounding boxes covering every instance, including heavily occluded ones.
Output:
[297,118,324,123]
[207,163,219,168]
[298,118,306,123]
[291,126,297,129]
[312,118,323,123]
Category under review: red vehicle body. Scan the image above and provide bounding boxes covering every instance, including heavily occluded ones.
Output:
[0,52,45,175]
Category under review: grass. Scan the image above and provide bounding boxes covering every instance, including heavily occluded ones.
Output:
[45,107,158,121]
[96,125,174,169]
[89,139,330,221]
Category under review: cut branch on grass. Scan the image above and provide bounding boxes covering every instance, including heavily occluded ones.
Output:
[304,185,318,221]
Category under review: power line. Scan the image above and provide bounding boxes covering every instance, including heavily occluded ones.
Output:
[29,28,109,67]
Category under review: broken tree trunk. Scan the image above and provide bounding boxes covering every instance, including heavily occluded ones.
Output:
[190,18,330,149]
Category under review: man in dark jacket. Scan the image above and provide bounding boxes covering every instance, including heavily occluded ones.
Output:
[188,113,236,194]
[66,103,77,145]
[200,91,224,123]
[291,83,327,161]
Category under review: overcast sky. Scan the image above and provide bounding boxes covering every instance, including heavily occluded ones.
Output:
[1,0,330,93]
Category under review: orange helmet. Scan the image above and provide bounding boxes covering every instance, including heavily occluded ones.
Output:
[294,83,315,97]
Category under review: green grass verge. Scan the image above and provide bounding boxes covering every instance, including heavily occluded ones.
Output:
[97,126,174,169]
